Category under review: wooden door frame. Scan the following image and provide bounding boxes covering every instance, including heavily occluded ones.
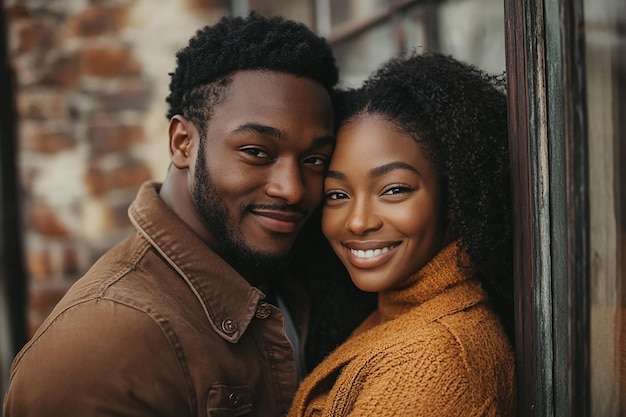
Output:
[503,0,590,415]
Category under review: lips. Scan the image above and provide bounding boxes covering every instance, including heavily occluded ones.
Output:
[251,209,306,234]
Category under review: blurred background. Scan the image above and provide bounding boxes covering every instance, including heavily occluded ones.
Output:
[0,0,506,402]
[2,0,625,416]
[0,0,504,351]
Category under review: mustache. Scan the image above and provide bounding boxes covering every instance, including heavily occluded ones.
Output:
[247,203,309,217]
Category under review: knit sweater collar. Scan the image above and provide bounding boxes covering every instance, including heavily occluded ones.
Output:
[378,239,474,321]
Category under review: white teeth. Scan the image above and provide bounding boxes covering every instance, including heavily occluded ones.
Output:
[351,246,392,259]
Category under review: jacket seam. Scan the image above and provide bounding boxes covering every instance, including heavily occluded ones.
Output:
[98,235,151,295]
[101,296,198,414]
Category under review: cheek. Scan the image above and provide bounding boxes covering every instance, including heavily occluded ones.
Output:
[389,199,439,237]
[217,164,267,195]
[304,175,325,204]
[321,206,342,239]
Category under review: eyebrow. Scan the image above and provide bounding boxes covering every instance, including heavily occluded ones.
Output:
[233,123,283,140]
[326,161,419,181]
[369,161,419,177]
[232,122,335,147]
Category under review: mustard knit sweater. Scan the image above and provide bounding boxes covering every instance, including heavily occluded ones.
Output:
[288,241,516,417]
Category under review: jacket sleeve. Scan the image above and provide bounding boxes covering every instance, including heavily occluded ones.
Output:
[3,299,192,417]
[324,325,495,417]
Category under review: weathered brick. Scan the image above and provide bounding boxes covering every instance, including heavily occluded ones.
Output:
[29,284,68,315]
[20,166,38,191]
[40,53,81,88]
[87,121,145,153]
[17,89,70,120]
[188,0,230,11]
[82,196,134,233]
[14,20,58,54]
[66,5,129,37]
[81,45,142,77]
[59,244,81,276]
[28,281,72,336]
[84,158,152,196]
[22,128,77,154]
[27,200,69,237]
[5,5,30,21]
[106,197,135,230]
[94,79,153,111]
[25,246,52,282]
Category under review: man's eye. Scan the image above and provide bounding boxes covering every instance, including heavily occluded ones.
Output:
[304,156,328,166]
[325,191,348,201]
[241,148,271,158]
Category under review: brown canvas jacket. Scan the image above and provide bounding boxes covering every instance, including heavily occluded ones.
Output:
[3,182,303,417]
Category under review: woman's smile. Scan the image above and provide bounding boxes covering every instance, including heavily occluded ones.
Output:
[343,241,401,269]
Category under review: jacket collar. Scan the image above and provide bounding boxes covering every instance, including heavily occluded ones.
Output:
[128,182,265,343]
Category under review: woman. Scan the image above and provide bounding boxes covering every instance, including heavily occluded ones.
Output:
[288,53,516,417]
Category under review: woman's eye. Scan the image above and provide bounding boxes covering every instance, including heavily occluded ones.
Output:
[382,185,412,196]
[241,148,271,159]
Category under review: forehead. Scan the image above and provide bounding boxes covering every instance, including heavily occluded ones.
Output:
[212,70,334,132]
[332,117,426,167]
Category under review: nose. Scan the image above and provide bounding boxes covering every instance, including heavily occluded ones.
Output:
[265,159,305,205]
[345,198,383,235]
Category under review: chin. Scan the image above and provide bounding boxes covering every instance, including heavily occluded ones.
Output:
[241,249,293,271]
[349,273,388,293]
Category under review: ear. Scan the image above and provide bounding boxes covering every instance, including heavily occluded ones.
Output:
[168,115,196,169]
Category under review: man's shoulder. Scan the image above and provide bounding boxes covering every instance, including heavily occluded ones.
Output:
[21,231,194,354]
[4,292,193,416]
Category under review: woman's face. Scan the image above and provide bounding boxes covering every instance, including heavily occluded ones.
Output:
[322,116,449,292]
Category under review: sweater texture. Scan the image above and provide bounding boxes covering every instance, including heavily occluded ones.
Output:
[288,240,516,417]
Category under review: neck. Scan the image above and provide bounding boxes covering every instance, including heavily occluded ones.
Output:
[378,239,469,320]
[234,265,272,287]
[160,165,214,244]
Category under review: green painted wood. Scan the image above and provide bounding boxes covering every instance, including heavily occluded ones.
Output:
[504,0,590,415]
[504,0,542,414]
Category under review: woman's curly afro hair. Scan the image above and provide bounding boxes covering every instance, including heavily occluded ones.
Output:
[335,52,514,341]
[166,12,338,131]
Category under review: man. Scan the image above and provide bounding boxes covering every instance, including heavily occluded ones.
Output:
[3,13,373,417]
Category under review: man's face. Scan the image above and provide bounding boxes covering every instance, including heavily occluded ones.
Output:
[190,71,334,270]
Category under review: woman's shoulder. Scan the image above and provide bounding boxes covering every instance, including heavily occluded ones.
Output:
[351,300,512,371]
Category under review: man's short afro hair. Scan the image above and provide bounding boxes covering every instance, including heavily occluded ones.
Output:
[166,12,339,121]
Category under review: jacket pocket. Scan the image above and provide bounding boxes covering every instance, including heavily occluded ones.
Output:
[206,384,252,417]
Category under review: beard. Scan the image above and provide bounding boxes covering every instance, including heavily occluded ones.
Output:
[192,139,292,271]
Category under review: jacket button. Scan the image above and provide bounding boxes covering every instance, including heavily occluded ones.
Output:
[228,392,240,407]
[221,318,238,334]
[255,302,271,319]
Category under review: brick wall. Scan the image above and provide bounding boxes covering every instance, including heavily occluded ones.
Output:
[5,0,230,336]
